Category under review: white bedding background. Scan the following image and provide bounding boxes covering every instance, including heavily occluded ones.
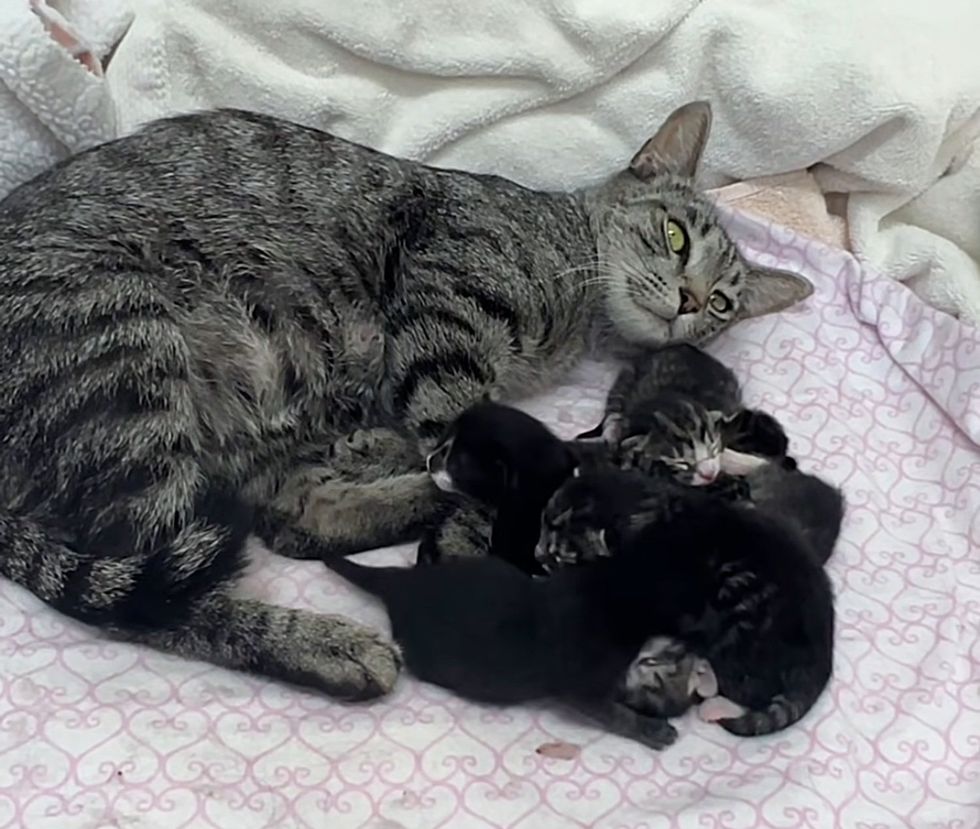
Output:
[0,210,977,829]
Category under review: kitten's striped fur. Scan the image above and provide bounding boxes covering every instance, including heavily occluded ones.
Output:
[0,102,808,695]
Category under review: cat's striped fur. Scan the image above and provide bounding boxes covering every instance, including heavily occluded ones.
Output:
[0,101,809,696]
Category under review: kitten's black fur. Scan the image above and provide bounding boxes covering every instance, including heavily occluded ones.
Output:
[422,402,577,573]
[539,469,835,737]
[321,552,679,749]
[745,463,844,565]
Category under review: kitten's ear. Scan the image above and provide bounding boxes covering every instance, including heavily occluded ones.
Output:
[737,267,814,320]
[630,101,712,181]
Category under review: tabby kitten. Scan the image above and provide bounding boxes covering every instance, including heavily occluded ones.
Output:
[537,469,835,737]
[0,100,810,695]
[581,343,793,485]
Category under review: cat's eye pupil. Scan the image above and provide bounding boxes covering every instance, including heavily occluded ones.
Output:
[709,291,732,313]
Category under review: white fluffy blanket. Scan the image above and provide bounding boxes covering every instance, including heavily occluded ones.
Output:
[100,0,980,324]
[0,0,131,197]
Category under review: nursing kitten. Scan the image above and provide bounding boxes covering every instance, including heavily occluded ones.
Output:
[316,542,685,749]
[618,635,719,719]
[423,402,576,573]
[417,402,619,569]
[538,469,835,736]
[0,100,811,695]
[581,344,792,485]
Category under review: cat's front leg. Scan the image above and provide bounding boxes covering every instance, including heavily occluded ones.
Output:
[575,699,678,750]
[269,428,439,558]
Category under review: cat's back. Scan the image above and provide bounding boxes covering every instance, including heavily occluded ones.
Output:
[0,110,386,251]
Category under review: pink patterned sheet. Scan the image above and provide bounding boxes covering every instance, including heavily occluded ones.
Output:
[1,209,978,829]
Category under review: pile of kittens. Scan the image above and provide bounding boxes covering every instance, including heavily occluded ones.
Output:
[324,344,844,750]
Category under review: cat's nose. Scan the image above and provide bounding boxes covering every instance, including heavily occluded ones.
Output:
[678,287,703,315]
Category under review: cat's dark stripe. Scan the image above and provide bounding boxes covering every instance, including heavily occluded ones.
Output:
[388,306,480,341]
[453,282,523,347]
[416,419,448,441]
[392,350,495,414]
[2,345,166,432]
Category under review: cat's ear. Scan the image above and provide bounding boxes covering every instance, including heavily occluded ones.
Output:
[737,267,814,320]
[630,101,712,181]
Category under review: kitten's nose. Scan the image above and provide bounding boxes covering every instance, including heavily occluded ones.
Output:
[694,458,720,485]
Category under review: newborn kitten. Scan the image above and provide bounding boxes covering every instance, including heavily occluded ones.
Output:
[580,344,791,485]
[618,635,719,718]
[423,402,577,573]
[538,469,835,737]
[318,551,682,750]
[743,462,845,566]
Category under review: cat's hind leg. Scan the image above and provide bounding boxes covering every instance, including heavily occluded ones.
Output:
[131,593,402,699]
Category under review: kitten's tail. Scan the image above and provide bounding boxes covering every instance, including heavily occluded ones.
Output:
[0,492,251,631]
[718,663,830,737]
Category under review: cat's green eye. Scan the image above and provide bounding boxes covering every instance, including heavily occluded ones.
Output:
[664,219,688,254]
[709,291,732,314]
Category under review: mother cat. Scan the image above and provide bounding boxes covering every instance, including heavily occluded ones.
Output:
[0,101,810,700]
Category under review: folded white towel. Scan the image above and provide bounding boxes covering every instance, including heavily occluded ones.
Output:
[0,0,132,200]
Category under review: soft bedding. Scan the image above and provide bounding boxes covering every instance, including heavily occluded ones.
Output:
[0,210,977,829]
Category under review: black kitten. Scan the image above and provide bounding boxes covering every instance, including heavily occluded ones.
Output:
[745,462,845,565]
[422,402,577,573]
[538,469,835,737]
[319,551,680,749]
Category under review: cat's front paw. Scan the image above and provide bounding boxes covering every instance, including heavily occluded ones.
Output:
[634,715,679,750]
[618,435,655,474]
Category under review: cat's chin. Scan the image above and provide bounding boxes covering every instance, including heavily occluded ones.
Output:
[609,303,673,347]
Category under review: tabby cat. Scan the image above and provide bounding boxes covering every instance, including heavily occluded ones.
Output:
[0,100,810,696]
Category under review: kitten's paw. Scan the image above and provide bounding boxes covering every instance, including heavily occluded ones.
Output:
[635,716,679,750]
[601,415,625,446]
[618,435,655,474]
[303,615,403,701]
[698,696,747,723]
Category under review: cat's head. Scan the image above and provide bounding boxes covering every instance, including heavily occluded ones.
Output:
[622,399,787,486]
[535,469,651,570]
[618,636,717,719]
[623,397,725,486]
[587,101,813,345]
[426,402,575,506]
